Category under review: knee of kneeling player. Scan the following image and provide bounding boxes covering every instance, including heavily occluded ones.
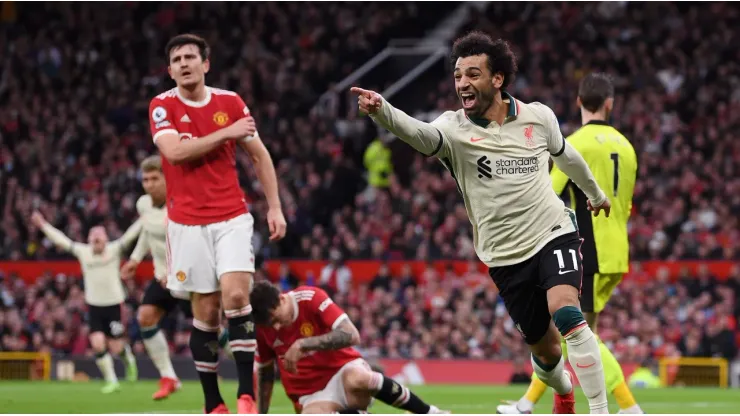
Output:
[552,305,587,337]
[342,367,374,392]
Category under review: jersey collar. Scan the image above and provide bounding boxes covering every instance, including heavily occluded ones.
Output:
[585,120,610,126]
[466,90,520,128]
[176,86,212,108]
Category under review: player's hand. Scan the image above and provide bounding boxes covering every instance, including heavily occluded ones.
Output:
[282,340,305,374]
[588,198,611,218]
[267,208,287,241]
[159,275,168,289]
[223,117,257,140]
[350,87,382,115]
[120,260,139,280]
[30,211,46,228]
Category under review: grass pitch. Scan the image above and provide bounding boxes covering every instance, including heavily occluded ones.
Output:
[1,381,739,413]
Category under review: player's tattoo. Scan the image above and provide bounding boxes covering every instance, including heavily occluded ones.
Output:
[257,363,275,414]
[299,320,358,352]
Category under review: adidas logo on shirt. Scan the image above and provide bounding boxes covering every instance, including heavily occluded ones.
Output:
[180,114,191,123]
[273,339,283,348]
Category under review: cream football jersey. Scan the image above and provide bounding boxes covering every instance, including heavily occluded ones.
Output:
[371,92,604,267]
[130,195,168,280]
[41,220,142,306]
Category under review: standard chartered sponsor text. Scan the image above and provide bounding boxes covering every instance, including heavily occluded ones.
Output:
[495,157,539,175]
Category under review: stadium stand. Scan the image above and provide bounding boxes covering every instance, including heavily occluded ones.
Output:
[0,1,737,375]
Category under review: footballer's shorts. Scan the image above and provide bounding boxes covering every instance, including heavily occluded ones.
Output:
[580,272,623,314]
[297,358,372,411]
[166,213,256,294]
[141,279,193,318]
[88,304,124,339]
[488,232,584,345]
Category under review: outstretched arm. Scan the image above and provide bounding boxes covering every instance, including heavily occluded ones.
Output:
[114,219,143,252]
[31,211,83,255]
[256,362,275,414]
[351,87,445,157]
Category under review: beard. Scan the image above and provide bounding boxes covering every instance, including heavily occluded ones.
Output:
[461,88,495,118]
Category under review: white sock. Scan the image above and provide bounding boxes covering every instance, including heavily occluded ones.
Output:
[95,352,118,383]
[143,330,177,379]
[565,324,609,414]
[531,354,572,395]
[620,404,643,414]
[516,398,534,413]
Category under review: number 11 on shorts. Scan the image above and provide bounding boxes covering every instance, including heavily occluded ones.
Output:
[554,249,578,274]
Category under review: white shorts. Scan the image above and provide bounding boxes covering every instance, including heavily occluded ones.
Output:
[298,358,371,409]
[166,213,255,294]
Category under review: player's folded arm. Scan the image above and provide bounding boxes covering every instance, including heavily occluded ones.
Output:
[300,317,361,352]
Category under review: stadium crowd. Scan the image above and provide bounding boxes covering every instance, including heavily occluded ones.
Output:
[1,262,738,362]
[0,2,739,363]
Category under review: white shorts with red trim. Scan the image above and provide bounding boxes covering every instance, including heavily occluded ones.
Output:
[298,358,371,409]
[165,213,255,294]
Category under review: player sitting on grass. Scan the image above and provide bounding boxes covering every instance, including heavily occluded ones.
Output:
[250,281,448,414]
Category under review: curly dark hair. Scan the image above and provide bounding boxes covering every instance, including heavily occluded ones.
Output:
[578,72,615,113]
[165,33,210,62]
[249,281,282,325]
[450,31,518,89]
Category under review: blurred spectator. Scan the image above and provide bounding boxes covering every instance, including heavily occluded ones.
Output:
[276,262,300,292]
[319,248,352,296]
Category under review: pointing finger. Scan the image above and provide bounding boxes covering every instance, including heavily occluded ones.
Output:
[350,87,371,98]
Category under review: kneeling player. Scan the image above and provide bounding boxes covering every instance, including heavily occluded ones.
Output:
[250,282,447,414]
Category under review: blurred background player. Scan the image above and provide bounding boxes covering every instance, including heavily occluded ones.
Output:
[250,281,447,414]
[352,31,612,414]
[30,211,142,393]
[121,155,191,400]
[497,73,642,414]
[148,33,287,414]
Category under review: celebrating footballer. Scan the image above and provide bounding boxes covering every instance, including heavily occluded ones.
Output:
[352,31,613,414]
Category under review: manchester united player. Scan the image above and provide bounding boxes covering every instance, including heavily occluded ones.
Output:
[148,34,287,414]
[250,282,447,414]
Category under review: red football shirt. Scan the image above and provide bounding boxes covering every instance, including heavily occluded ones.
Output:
[255,286,362,402]
[148,86,256,225]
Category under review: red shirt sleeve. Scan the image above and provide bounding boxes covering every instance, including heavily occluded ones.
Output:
[255,328,276,365]
[148,98,178,143]
[308,288,348,331]
[234,95,260,143]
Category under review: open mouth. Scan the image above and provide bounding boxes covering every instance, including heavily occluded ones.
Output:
[460,92,476,109]
[182,71,192,77]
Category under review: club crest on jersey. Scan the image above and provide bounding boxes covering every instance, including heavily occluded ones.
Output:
[176,271,187,282]
[213,111,229,126]
[300,322,314,337]
[524,124,535,148]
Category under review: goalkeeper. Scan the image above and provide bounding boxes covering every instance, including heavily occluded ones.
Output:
[498,73,642,414]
